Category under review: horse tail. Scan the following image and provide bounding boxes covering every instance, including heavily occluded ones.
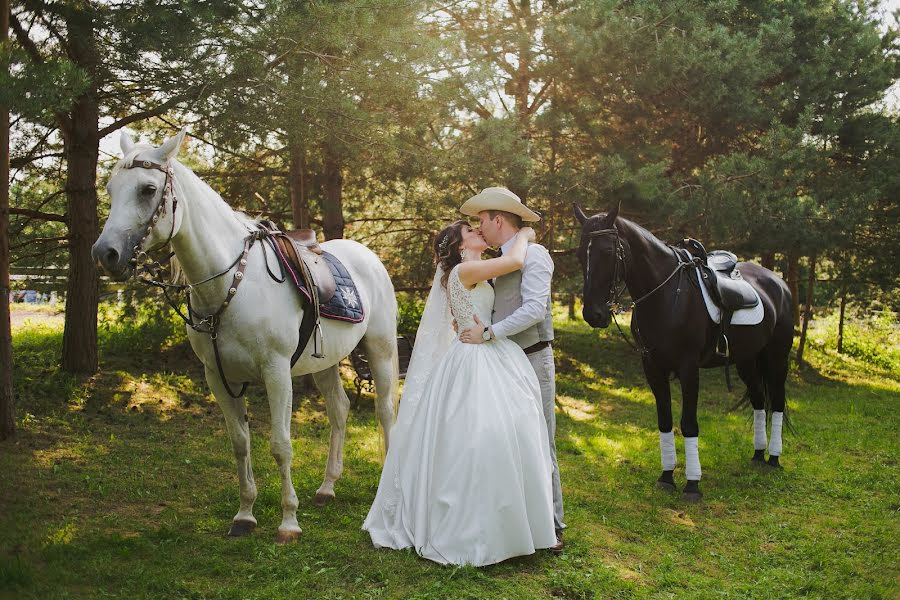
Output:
[730,354,796,434]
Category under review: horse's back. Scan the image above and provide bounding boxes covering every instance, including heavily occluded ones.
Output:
[737,262,792,323]
[319,238,397,335]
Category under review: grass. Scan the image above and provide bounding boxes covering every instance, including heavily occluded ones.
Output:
[2,305,898,599]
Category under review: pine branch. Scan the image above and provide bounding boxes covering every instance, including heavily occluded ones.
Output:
[10,153,64,169]
[9,208,67,223]
[97,87,209,138]
[10,235,67,251]
[9,11,43,64]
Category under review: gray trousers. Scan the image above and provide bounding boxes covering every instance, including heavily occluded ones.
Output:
[526,345,565,531]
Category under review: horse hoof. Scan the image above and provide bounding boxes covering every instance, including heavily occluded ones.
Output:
[275,527,303,544]
[227,519,257,537]
[314,492,335,507]
[681,490,703,503]
[681,480,702,503]
[655,480,677,493]
[766,456,782,469]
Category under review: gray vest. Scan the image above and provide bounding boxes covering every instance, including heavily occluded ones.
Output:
[493,266,554,350]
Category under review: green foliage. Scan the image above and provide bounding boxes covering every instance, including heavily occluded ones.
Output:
[396,292,425,336]
[0,44,89,120]
[808,309,900,377]
[8,0,900,320]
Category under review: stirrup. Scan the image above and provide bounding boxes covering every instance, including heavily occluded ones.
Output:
[716,333,730,360]
[311,321,325,359]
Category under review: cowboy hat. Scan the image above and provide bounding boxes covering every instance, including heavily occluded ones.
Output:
[459,187,541,222]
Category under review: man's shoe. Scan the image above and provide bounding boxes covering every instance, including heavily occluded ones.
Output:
[549,530,564,554]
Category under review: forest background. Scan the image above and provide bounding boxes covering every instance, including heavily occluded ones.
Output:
[1,0,898,435]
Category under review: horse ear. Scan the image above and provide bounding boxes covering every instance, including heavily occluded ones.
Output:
[158,128,187,161]
[603,199,621,227]
[120,130,136,155]
[573,203,588,225]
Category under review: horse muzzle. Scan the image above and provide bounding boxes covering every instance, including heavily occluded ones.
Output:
[91,238,134,281]
[582,305,611,329]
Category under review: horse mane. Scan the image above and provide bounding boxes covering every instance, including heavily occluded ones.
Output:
[613,214,672,254]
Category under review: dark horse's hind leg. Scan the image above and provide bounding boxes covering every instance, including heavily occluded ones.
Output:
[763,340,791,469]
[642,357,676,492]
[736,359,768,465]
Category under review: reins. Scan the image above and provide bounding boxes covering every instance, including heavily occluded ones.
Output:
[123,158,289,399]
[588,226,702,355]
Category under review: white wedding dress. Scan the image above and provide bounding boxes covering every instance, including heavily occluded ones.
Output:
[363,265,556,566]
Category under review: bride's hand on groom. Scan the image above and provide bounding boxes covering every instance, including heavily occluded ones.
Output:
[519,227,536,243]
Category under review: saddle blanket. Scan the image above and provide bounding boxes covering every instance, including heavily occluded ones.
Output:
[281,250,365,324]
[696,270,764,326]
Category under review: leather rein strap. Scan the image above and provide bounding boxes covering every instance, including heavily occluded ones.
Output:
[127,159,321,399]
[126,157,253,399]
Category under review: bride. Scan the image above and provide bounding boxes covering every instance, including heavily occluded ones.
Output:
[362,220,556,566]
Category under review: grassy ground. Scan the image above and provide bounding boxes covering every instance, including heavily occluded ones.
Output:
[2,306,898,599]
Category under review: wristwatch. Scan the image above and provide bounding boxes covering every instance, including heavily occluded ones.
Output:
[482,326,493,342]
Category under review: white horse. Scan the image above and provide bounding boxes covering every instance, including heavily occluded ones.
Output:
[92,130,399,543]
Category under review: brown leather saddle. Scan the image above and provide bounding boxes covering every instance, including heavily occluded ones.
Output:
[256,222,335,360]
[273,229,337,304]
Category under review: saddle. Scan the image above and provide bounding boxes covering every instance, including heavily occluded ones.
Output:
[702,251,759,311]
[274,229,336,305]
[679,241,759,311]
[254,221,336,360]
[678,240,761,386]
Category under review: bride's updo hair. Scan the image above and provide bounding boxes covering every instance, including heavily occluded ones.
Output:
[433,220,467,288]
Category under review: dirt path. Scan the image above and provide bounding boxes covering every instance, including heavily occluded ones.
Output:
[10,307,65,329]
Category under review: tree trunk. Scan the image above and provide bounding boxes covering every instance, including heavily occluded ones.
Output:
[795,253,817,367]
[60,6,100,374]
[288,143,309,229]
[786,253,800,329]
[0,0,16,440]
[322,152,344,240]
[507,0,533,205]
[761,251,775,271]
[837,289,847,354]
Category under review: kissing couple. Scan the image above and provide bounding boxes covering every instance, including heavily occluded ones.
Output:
[363,187,566,566]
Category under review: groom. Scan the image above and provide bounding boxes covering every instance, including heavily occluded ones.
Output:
[457,187,565,552]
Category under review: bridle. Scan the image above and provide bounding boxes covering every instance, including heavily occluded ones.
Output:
[121,157,179,270]
[117,157,273,399]
[583,225,702,354]
[584,227,629,314]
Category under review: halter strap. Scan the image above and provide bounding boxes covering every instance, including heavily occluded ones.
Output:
[124,157,178,269]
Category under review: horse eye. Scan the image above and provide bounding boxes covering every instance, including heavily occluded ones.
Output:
[142,184,157,196]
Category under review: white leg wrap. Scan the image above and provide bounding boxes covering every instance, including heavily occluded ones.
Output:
[753,409,768,450]
[768,411,783,457]
[684,437,701,481]
[659,430,676,471]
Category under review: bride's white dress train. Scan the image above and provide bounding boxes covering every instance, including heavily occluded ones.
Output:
[363,265,556,566]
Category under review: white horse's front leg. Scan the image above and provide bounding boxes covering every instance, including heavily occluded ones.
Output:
[311,365,350,506]
[206,366,258,537]
[263,363,302,544]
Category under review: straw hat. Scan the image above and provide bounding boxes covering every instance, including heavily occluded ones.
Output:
[459,187,541,222]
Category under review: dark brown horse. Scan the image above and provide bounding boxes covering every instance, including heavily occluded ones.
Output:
[574,202,793,501]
